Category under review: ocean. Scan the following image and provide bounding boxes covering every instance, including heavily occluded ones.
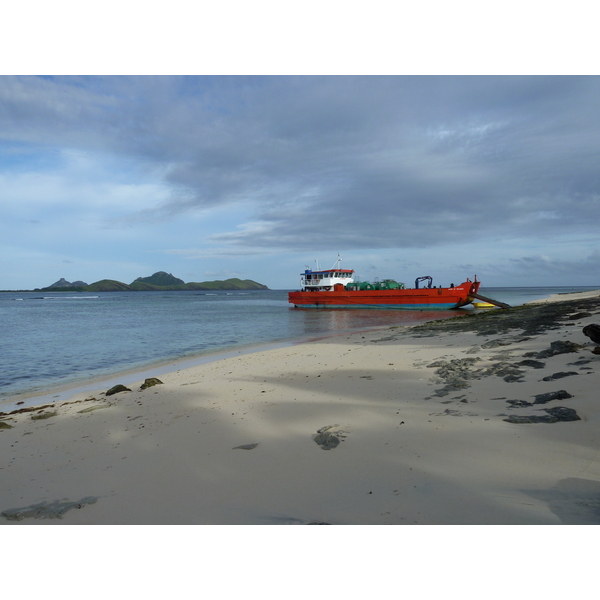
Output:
[1,286,597,408]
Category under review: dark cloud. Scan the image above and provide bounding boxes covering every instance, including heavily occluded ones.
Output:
[2,75,600,255]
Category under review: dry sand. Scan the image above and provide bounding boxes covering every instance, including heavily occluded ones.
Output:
[2,291,600,525]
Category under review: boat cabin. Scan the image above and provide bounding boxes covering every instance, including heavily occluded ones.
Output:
[301,268,354,292]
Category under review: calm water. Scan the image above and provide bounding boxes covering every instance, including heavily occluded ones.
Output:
[0,286,596,405]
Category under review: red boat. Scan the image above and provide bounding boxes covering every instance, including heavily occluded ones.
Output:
[288,257,482,310]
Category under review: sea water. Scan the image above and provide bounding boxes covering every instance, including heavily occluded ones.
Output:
[0,286,596,405]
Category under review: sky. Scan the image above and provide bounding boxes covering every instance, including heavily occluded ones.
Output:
[1,9,600,290]
[2,75,600,290]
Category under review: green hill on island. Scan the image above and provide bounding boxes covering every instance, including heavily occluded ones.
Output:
[37,271,269,292]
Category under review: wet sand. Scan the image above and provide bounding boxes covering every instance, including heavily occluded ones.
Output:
[2,291,600,524]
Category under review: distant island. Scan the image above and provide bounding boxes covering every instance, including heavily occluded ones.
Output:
[14,271,269,292]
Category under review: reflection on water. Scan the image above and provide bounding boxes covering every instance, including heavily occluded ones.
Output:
[291,306,466,339]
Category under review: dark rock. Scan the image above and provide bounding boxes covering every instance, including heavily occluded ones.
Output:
[483,362,525,382]
[232,443,259,450]
[535,340,582,359]
[504,406,581,424]
[542,371,579,381]
[545,407,581,421]
[503,374,523,383]
[314,425,347,450]
[502,375,523,383]
[568,358,592,365]
[1,496,99,521]
[506,400,533,408]
[533,390,573,404]
[504,414,556,424]
[433,381,471,396]
[568,312,592,320]
[582,324,600,343]
[517,359,546,369]
[140,377,163,390]
[428,357,482,394]
[106,384,131,396]
[428,358,481,374]
[314,431,340,450]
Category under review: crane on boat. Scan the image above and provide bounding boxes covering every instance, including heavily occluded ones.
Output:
[415,276,433,289]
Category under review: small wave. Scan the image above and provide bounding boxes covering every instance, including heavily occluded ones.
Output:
[43,296,99,300]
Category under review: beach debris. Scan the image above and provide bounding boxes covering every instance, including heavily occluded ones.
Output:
[429,356,533,395]
[428,357,481,374]
[582,324,600,343]
[1,496,99,521]
[506,400,533,408]
[369,335,396,343]
[534,340,582,359]
[232,443,259,450]
[314,425,347,450]
[77,403,113,413]
[140,377,163,390]
[427,357,482,395]
[106,384,131,396]
[0,403,54,418]
[542,371,579,381]
[503,407,581,424]
[533,390,573,404]
[262,515,332,525]
[430,408,479,417]
[31,410,58,420]
[481,339,515,349]
[407,295,600,339]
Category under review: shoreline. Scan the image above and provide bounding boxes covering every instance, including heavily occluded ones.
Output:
[2,291,600,524]
[2,287,595,409]
[0,339,302,413]
[525,288,600,303]
[0,311,468,413]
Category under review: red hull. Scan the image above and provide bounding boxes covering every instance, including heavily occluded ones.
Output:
[289,280,481,310]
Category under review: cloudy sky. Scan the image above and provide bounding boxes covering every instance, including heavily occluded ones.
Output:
[1,74,600,290]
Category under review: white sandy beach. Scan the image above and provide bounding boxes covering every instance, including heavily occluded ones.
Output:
[2,291,600,525]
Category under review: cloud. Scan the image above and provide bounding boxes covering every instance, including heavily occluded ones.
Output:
[2,75,600,288]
